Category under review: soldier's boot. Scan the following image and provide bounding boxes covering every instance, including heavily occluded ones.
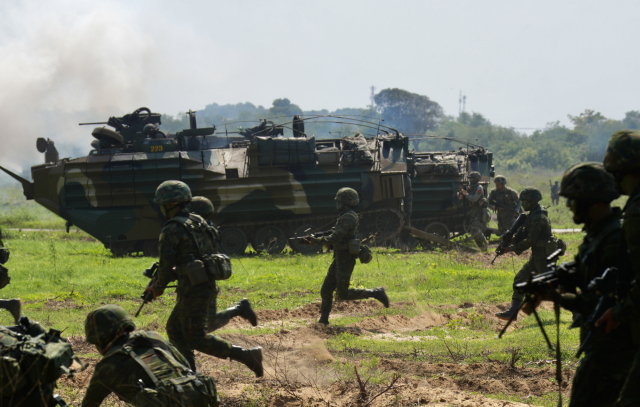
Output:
[230,345,263,377]
[225,298,258,327]
[0,299,21,324]
[318,311,330,325]
[495,300,521,321]
[367,287,389,308]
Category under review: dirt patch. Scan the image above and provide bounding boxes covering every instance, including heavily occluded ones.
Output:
[354,311,449,333]
[257,299,403,322]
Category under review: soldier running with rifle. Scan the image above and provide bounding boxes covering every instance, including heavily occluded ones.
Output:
[302,187,389,325]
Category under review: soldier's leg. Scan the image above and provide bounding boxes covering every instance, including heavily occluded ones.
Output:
[497,212,515,236]
[569,347,635,407]
[469,218,488,250]
[320,256,339,315]
[512,259,535,303]
[166,300,197,370]
[208,297,257,332]
[334,251,368,301]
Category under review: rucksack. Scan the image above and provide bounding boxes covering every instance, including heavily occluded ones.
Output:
[119,334,219,407]
[0,322,81,400]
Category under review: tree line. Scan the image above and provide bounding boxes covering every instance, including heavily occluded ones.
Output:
[160,89,640,171]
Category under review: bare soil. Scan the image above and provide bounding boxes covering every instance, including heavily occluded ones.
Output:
[58,303,571,406]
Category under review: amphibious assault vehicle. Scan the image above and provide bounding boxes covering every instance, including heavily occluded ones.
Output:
[1,108,494,256]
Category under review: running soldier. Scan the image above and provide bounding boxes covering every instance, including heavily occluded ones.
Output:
[596,130,640,406]
[305,188,389,325]
[458,171,489,250]
[495,187,554,320]
[82,304,219,406]
[189,196,258,332]
[488,175,521,235]
[144,181,263,377]
[550,180,560,206]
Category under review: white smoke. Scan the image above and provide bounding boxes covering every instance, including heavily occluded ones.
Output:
[0,3,159,176]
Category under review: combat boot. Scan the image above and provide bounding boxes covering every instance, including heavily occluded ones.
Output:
[0,299,21,324]
[230,345,263,377]
[367,287,389,308]
[225,298,258,327]
[495,300,521,321]
[318,311,330,325]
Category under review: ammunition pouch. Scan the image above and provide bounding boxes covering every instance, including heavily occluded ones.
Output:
[202,254,232,281]
[179,258,209,286]
[358,245,373,264]
[0,248,9,265]
[348,239,361,255]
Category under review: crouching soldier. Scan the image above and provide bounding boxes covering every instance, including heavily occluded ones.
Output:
[82,304,220,407]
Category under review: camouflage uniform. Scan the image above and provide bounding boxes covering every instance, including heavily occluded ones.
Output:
[82,304,218,407]
[0,228,11,289]
[463,173,488,249]
[554,163,637,407]
[0,320,57,407]
[316,188,388,324]
[602,131,640,406]
[151,181,262,377]
[550,182,560,206]
[487,179,521,235]
[510,203,552,302]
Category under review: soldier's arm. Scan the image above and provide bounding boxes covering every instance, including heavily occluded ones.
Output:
[512,216,544,255]
[613,214,640,323]
[487,190,497,209]
[465,185,484,203]
[155,223,182,291]
[513,191,522,212]
[81,364,115,407]
[321,215,356,244]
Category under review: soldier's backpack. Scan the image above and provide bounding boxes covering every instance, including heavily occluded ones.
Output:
[118,333,219,407]
[0,320,81,403]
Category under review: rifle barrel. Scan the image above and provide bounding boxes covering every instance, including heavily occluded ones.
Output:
[79,122,108,126]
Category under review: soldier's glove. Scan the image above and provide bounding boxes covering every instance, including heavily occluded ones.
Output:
[308,236,323,245]
[501,246,513,254]
[596,307,620,334]
[144,282,164,301]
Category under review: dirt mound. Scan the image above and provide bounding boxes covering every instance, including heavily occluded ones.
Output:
[256,300,406,322]
[354,311,449,333]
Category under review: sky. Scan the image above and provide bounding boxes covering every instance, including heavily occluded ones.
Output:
[1,0,638,172]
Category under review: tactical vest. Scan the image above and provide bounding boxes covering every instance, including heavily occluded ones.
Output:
[104,331,219,407]
[0,324,81,405]
[332,210,359,250]
[523,206,553,254]
[167,215,232,283]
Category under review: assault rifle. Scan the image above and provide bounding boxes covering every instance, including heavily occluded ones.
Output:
[288,230,332,246]
[491,213,528,264]
[497,249,573,406]
[576,267,618,357]
[135,262,159,317]
[489,199,519,215]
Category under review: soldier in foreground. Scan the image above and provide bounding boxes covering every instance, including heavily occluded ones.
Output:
[458,171,489,250]
[529,163,637,407]
[550,180,560,206]
[304,188,389,325]
[143,181,263,377]
[596,130,640,406]
[496,188,554,320]
[1,309,79,407]
[189,196,258,332]
[0,227,22,323]
[487,175,521,235]
[82,304,219,407]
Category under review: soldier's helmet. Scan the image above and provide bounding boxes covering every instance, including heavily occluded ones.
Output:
[154,181,192,205]
[469,171,481,182]
[559,162,619,203]
[519,187,543,203]
[603,130,640,174]
[494,175,507,185]
[555,181,559,185]
[335,187,359,208]
[142,123,158,137]
[190,196,214,218]
[85,304,135,351]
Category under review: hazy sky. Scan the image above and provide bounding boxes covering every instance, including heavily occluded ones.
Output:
[1,0,638,170]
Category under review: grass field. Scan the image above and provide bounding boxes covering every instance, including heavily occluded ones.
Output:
[0,173,599,406]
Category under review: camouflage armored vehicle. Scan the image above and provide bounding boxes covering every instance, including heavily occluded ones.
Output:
[1,108,493,256]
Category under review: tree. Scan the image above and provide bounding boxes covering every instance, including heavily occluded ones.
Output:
[374,88,443,134]
[623,111,640,130]
[568,109,607,128]
[269,98,303,117]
